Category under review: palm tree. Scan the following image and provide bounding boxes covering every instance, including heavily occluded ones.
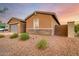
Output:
[0,7,8,13]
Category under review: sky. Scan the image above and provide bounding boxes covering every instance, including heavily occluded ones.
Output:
[0,3,79,24]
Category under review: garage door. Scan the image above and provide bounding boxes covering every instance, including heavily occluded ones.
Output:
[10,24,18,33]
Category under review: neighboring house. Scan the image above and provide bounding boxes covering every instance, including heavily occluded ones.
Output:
[25,11,60,35]
[7,17,26,33]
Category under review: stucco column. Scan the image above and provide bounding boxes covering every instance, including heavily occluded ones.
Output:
[51,25,55,36]
[17,21,20,33]
[9,25,11,32]
[68,21,75,38]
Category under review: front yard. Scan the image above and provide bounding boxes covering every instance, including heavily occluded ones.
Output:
[0,33,79,56]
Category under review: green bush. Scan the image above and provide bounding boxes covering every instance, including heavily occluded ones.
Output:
[20,33,29,41]
[0,34,5,38]
[10,33,18,39]
[75,24,79,33]
[36,39,48,49]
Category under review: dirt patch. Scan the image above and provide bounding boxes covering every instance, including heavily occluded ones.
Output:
[0,35,79,56]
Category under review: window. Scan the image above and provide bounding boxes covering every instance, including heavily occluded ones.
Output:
[33,18,39,29]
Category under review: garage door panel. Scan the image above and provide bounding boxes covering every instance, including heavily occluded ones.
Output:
[11,24,18,33]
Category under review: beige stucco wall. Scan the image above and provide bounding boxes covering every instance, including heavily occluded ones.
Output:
[26,13,59,35]
[20,21,26,33]
[68,21,75,38]
[51,16,58,35]
[26,14,58,29]
[8,19,19,33]
[8,18,25,33]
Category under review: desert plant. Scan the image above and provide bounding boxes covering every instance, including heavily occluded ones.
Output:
[0,34,5,38]
[75,24,79,33]
[36,39,48,49]
[20,33,29,41]
[10,33,18,39]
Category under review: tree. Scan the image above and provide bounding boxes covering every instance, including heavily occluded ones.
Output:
[0,23,5,28]
[0,7,8,13]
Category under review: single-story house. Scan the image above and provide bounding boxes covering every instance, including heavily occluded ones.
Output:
[25,11,60,35]
[7,11,76,38]
[7,17,26,33]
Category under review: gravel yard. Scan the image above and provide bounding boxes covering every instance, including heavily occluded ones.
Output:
[0,33,79,56]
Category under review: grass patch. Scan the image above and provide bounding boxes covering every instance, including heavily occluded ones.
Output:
[36,39,48,49]
[10,33,18,39]
[20,33,29,41]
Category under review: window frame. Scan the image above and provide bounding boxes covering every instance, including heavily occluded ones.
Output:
[33,18,39,29]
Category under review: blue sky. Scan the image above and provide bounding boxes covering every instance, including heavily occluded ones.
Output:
[0,3,79,24]
[0,4,40,22]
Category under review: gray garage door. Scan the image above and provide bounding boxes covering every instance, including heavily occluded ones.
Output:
[10,24,18,33]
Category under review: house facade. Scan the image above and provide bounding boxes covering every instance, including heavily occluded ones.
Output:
[7,17,26,33]
[25,11,60,35]
[7,11,76,38]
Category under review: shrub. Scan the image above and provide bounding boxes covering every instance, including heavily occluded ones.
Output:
[0,34,5,38]
[75,24,79,33]
[10,33,18,39]
[20,33,29,41]
[36,39,48,49]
